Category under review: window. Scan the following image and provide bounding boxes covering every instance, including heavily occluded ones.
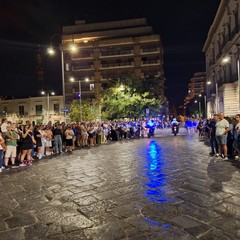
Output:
[53,103,59,114]
[36,105,43,115]
[90,83,95,91]
[19,105,24,115]
[3,106,7,114]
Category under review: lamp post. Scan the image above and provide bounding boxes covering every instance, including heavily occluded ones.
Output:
[70,77,89,122]
[198,94,202,118]
[47,35,78,122]
[41,91,55,123]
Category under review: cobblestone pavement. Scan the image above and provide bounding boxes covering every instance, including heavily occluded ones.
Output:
[1,127,240,240]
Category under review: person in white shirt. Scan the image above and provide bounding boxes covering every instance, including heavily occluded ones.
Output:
[1,118,8,134]
[215,112,230,160]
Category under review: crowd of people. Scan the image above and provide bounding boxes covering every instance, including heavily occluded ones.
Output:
[190,112,240,161]
[0,118,174,172]
[0,112,237,173]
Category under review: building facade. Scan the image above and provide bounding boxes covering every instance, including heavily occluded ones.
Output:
[203,0,240,117]
[61,18,165,108]
[181,72,206,117]
[0,96,64,124]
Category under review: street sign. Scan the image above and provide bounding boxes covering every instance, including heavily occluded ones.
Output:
[61,108,69,112]
[146,108,149,114]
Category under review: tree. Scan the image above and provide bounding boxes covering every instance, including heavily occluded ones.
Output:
[69,100,99,122]
[100,80,162,120]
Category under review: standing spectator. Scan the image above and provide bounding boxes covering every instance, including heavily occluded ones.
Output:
[88,123,96,147]
[39,125,46,157]
[4,124,19,169]
[65,125,74,152]
[76,122,82,147]
[34,125,43,159]
[225,116,234,158]
[1,118,8,134]
[81,123,88,147]
[53,124,63,154]
[215,112,230,160]
[209,114,219,156]
[44,126,53,156]
[233,114,240,160]
[20,125,36,166]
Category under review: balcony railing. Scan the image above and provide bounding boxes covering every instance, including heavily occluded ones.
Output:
[100,50,133,57]
[72,65,93,71]
[101,62,133,68]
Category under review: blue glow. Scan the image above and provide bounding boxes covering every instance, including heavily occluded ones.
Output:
[144,140,169,203]
[147,120,154,127]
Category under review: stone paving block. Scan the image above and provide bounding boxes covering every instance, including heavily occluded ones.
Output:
[170,215,213,238]
[222,195,240,207]
[199,227,239,240]
[0,228,23,240]
[68,184,97,194]
[1,197,19,211]
[109,202,143,219]
[78,199,117,218]
[73,195,99,206]
[177,191,220,207]
[24,223,62,239]
[84,220,126,240]
[6,212,37,229]
[175,201,220,224]
[0,219,7,231]
[147,224,197,240]
[212,202,240,219]
[93,190,121,200]
[60,190,96,202]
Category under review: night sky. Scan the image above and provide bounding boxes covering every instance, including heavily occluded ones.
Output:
[0,0,220,106]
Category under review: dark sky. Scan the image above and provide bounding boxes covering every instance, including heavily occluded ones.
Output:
[0,0,220,106]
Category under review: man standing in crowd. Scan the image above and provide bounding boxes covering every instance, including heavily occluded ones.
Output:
[4,124,19,169]
[233,114,240,160]
[209,114,219,156]
[215,112,229,160]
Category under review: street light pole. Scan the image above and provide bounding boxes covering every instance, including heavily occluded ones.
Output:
[198,94,202,118]
[61,48,65,110]
[70,77,89,122]
[47,93,50,123]
[41,91,55,124]
[79,80,82,122]
[215,81,219,114]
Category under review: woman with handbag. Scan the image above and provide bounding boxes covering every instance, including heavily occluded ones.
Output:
[20,125,36,166]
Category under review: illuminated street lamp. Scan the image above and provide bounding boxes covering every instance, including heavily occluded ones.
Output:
[70,77,89,122]
[47,35,78,122]
[41,91,55,123]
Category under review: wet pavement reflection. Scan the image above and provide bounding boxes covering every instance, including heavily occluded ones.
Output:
[1,128,240,239]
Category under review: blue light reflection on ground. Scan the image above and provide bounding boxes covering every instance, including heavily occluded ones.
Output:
[144,140,170,203]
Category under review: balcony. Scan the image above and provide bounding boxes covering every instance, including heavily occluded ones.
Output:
[100,62,133,69]
[141,60,160,66]
[100,50,133,58]
[140,47,160,55]
[71,53,93,60]
[72,65,94,71]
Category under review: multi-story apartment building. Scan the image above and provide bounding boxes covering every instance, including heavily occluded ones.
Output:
[188,72,206,98]
[203,0,240,117]
[181,72,206,116]
[0,96,64,124]
[61,18,165,107]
